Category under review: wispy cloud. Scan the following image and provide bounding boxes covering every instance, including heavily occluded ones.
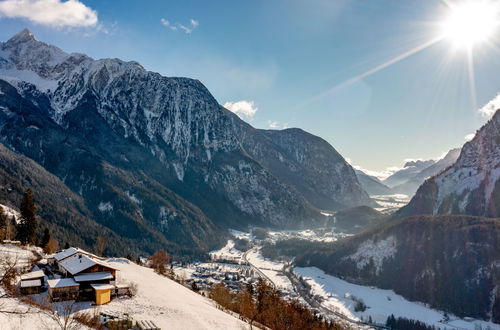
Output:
[478,94,500,118]
[267,120,288,130]
[223,100,258,120]
[160,17,199,34]
[0,0,98,27]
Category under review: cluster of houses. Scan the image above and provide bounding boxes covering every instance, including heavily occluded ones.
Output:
[19,247,129,305]
[185,262,257,291]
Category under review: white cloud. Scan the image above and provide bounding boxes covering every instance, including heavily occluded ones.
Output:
[267,120,288,130]
[464,133,475,141]
[160,17,199,34]
[160,18,170,26]
[0,0,98,27]
[352,164,401,181]
[223,100,258,120]
[478,94,500,117]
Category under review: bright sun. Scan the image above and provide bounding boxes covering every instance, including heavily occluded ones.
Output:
[442,1,500,48]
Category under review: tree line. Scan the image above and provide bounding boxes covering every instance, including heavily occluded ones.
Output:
[0,188,58,254]
[209,278,344,330]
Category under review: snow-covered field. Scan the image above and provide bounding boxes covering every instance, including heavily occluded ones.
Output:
[245,249,293,291]
[371,194,410,213]
[104,258,248,330]
[209,239,244,262]
[294,267,500,330]
[267,229,343,243]
[0,243,248,330]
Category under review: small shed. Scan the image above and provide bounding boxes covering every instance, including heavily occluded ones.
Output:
[20,279,42,295]
[19,269,45,295]
[47,278,80,302]
[91,283,114,305]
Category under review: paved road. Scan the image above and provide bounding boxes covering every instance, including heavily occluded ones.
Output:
[242,248,276,289]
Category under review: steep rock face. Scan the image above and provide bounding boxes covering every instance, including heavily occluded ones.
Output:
[402,111,500,217]
[240,128,373,210]
[297,215,500,322]
[0,30,371,241]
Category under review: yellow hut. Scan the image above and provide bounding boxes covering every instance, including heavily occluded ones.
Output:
[91,283,113,305]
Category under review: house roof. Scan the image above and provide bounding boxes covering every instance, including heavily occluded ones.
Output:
[54,247,103,262]
[74,272,113,282]
[20,279,42,288]
[91,283,114,290]
[54,247,79,261]
[59,254,117,275]
[20,270,45,280]
[47,278,79,288]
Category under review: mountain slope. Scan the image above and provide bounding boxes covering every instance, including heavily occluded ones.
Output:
[296,215,500,323]
[0,29,372,253]
[401,110,500,217]
[354,169,393,195]
[0,142,135,255]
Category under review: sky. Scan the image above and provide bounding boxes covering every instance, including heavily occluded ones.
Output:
[0,0,499,175]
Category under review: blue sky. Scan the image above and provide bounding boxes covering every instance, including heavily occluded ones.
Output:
[0,0,499,174]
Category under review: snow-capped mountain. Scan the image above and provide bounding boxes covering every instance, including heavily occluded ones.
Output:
[383,159,436,189]
[0,30,372,252]
[402,110,500,217]
[390,148,461,196]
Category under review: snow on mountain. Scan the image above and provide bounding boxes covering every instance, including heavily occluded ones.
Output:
[403,110,500,217]
[0,29,372,242]
[389,148,461,197]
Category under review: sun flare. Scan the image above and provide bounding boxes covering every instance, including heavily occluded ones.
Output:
[441,1,500,48]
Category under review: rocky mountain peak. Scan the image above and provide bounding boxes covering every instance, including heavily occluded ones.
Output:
[6,28,36,43]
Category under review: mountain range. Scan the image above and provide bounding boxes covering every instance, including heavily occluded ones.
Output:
[355,148,461,197]
[0,29,373,256]
[297,109,500,323]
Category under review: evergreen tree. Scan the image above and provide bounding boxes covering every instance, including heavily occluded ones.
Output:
[41,228,51,248]
[17,189,37,245]
[64,242,70,249]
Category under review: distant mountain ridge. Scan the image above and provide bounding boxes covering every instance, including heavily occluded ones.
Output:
[402,110,500,217]
[0,29,372,254]
[354,169,393,195]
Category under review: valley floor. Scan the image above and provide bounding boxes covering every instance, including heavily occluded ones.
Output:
[198,232,500,330]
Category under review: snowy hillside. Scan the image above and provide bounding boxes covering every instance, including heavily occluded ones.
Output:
[0,244,246,330]
[104,259,247,330]
[403,109,500,217]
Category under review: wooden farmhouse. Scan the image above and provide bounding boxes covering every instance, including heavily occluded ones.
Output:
[30,247,127,305]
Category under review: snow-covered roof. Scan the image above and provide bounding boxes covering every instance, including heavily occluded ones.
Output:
[59,254,117,275]
[74,272,113,282]
[47,278,79,288]
[54,247,78,261]
[20,279,41,288]
[91,283,114,290]
[20,270,45,280]
[54,247,102,262]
